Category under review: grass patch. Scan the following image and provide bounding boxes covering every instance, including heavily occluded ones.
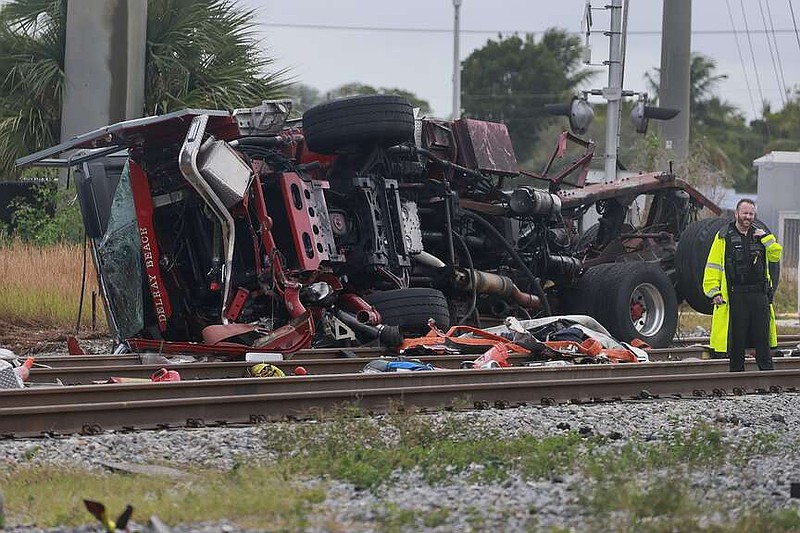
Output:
[267,413,791,531]
[263,410,754,493]
[773,273,798,315]
[578,426,792,532]
[0,464,324,530]
[1,415,792,530]
[263,412,769,493]
[373,502,451,531]
[676,304,713,336]
[0,239,103,329]
[264,408,587,490]
[583,425,725,482]
[733,432,779,466]
[584,474,702,531]
[583,475,800,533]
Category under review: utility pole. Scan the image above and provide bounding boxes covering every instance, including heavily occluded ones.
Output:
[549,1,681,175]
[658,0,692,163]
[452,0,462,120]
[61,0,147,144]
[603,0,624,182]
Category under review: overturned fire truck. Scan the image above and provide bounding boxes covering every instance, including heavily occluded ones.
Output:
[17,95,720,352]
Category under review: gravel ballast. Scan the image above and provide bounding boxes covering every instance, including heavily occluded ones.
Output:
[1,394,799,532]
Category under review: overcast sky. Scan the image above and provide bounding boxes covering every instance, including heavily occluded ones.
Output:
[248,0,800,121]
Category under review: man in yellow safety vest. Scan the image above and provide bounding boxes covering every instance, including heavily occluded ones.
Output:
[702,199,782,371]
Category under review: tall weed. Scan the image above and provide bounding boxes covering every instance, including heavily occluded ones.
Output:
[0,238,102,328]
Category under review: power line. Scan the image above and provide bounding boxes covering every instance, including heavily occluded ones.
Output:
[758,0,787,106]
[765,0,790,99]
[260,21,800,37]
[726,0,759,119]
[739,0,767,115]
[790,0,800,53]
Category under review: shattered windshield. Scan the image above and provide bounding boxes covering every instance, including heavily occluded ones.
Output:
[95,159,143,339]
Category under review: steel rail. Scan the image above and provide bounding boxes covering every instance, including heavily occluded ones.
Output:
[648,341,799,361]
[7,359,800,409]
[673,334,800,345]
[1,369,798,437]
[30,341,800,380]
[24,355,800,386]
[27,354,531,384]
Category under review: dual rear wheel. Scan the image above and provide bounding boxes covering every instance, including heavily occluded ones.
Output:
[572,262,678,348]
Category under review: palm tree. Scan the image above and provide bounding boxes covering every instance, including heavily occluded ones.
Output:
[0,0,289,177]
[644,52,731,124]
[0,0,65,178]
[145,0,288,115]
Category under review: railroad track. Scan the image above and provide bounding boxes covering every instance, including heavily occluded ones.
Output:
[3,360,799,438]
[672,334,800,345]
[2,337,797,438]
[25,340,800,384]
[16,347,700,386]
[24,350,700,385]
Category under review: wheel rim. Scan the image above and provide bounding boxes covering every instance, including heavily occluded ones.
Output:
[629,282,665,337]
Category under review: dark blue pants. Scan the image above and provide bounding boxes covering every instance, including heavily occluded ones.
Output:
[727,290,773,371]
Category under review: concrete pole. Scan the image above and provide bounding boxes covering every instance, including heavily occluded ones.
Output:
[452,0,462,120]
[658,0,691,162]
[604,0,624,182]
[61,0,147,143]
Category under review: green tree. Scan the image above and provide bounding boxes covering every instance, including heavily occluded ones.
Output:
[0,0,65,181]
[283,83,322,116]
[4,181,84,244]
[0,0,289,178]
[460,30,595,161]
[645,53,760,191]
[145,0,287,115]
[760,96,800,152]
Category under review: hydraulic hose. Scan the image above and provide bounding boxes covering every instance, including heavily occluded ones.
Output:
[452,231,479,326]
[459,209,551,316]
[333,309,403,348]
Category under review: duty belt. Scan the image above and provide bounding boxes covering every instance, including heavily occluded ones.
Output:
[728,282,767,294]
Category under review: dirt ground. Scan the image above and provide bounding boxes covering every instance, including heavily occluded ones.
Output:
[0,320,114,356]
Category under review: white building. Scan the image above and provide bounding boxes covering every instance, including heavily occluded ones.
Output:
[753,151,800,273]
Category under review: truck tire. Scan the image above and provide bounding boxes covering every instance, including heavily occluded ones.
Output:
[575,262,678,348]
[676,216,780,315]
[364,288,451,333]
[302,95,415,155]
[568,263,614,317]
[574,223,600,251]
[675,217,727,315]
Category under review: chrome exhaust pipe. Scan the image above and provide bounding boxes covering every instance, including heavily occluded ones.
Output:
[452,267,542,310]
[178,114,236,324]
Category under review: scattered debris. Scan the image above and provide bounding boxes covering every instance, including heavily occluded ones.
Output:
[362,358,438,373]
[151,368,181,382]
[244,363,285,378]
[83,499,133,532]
[0,356,33,389]
[96,460,193,480]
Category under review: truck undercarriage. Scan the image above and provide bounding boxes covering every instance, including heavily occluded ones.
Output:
[17,95,721,352]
